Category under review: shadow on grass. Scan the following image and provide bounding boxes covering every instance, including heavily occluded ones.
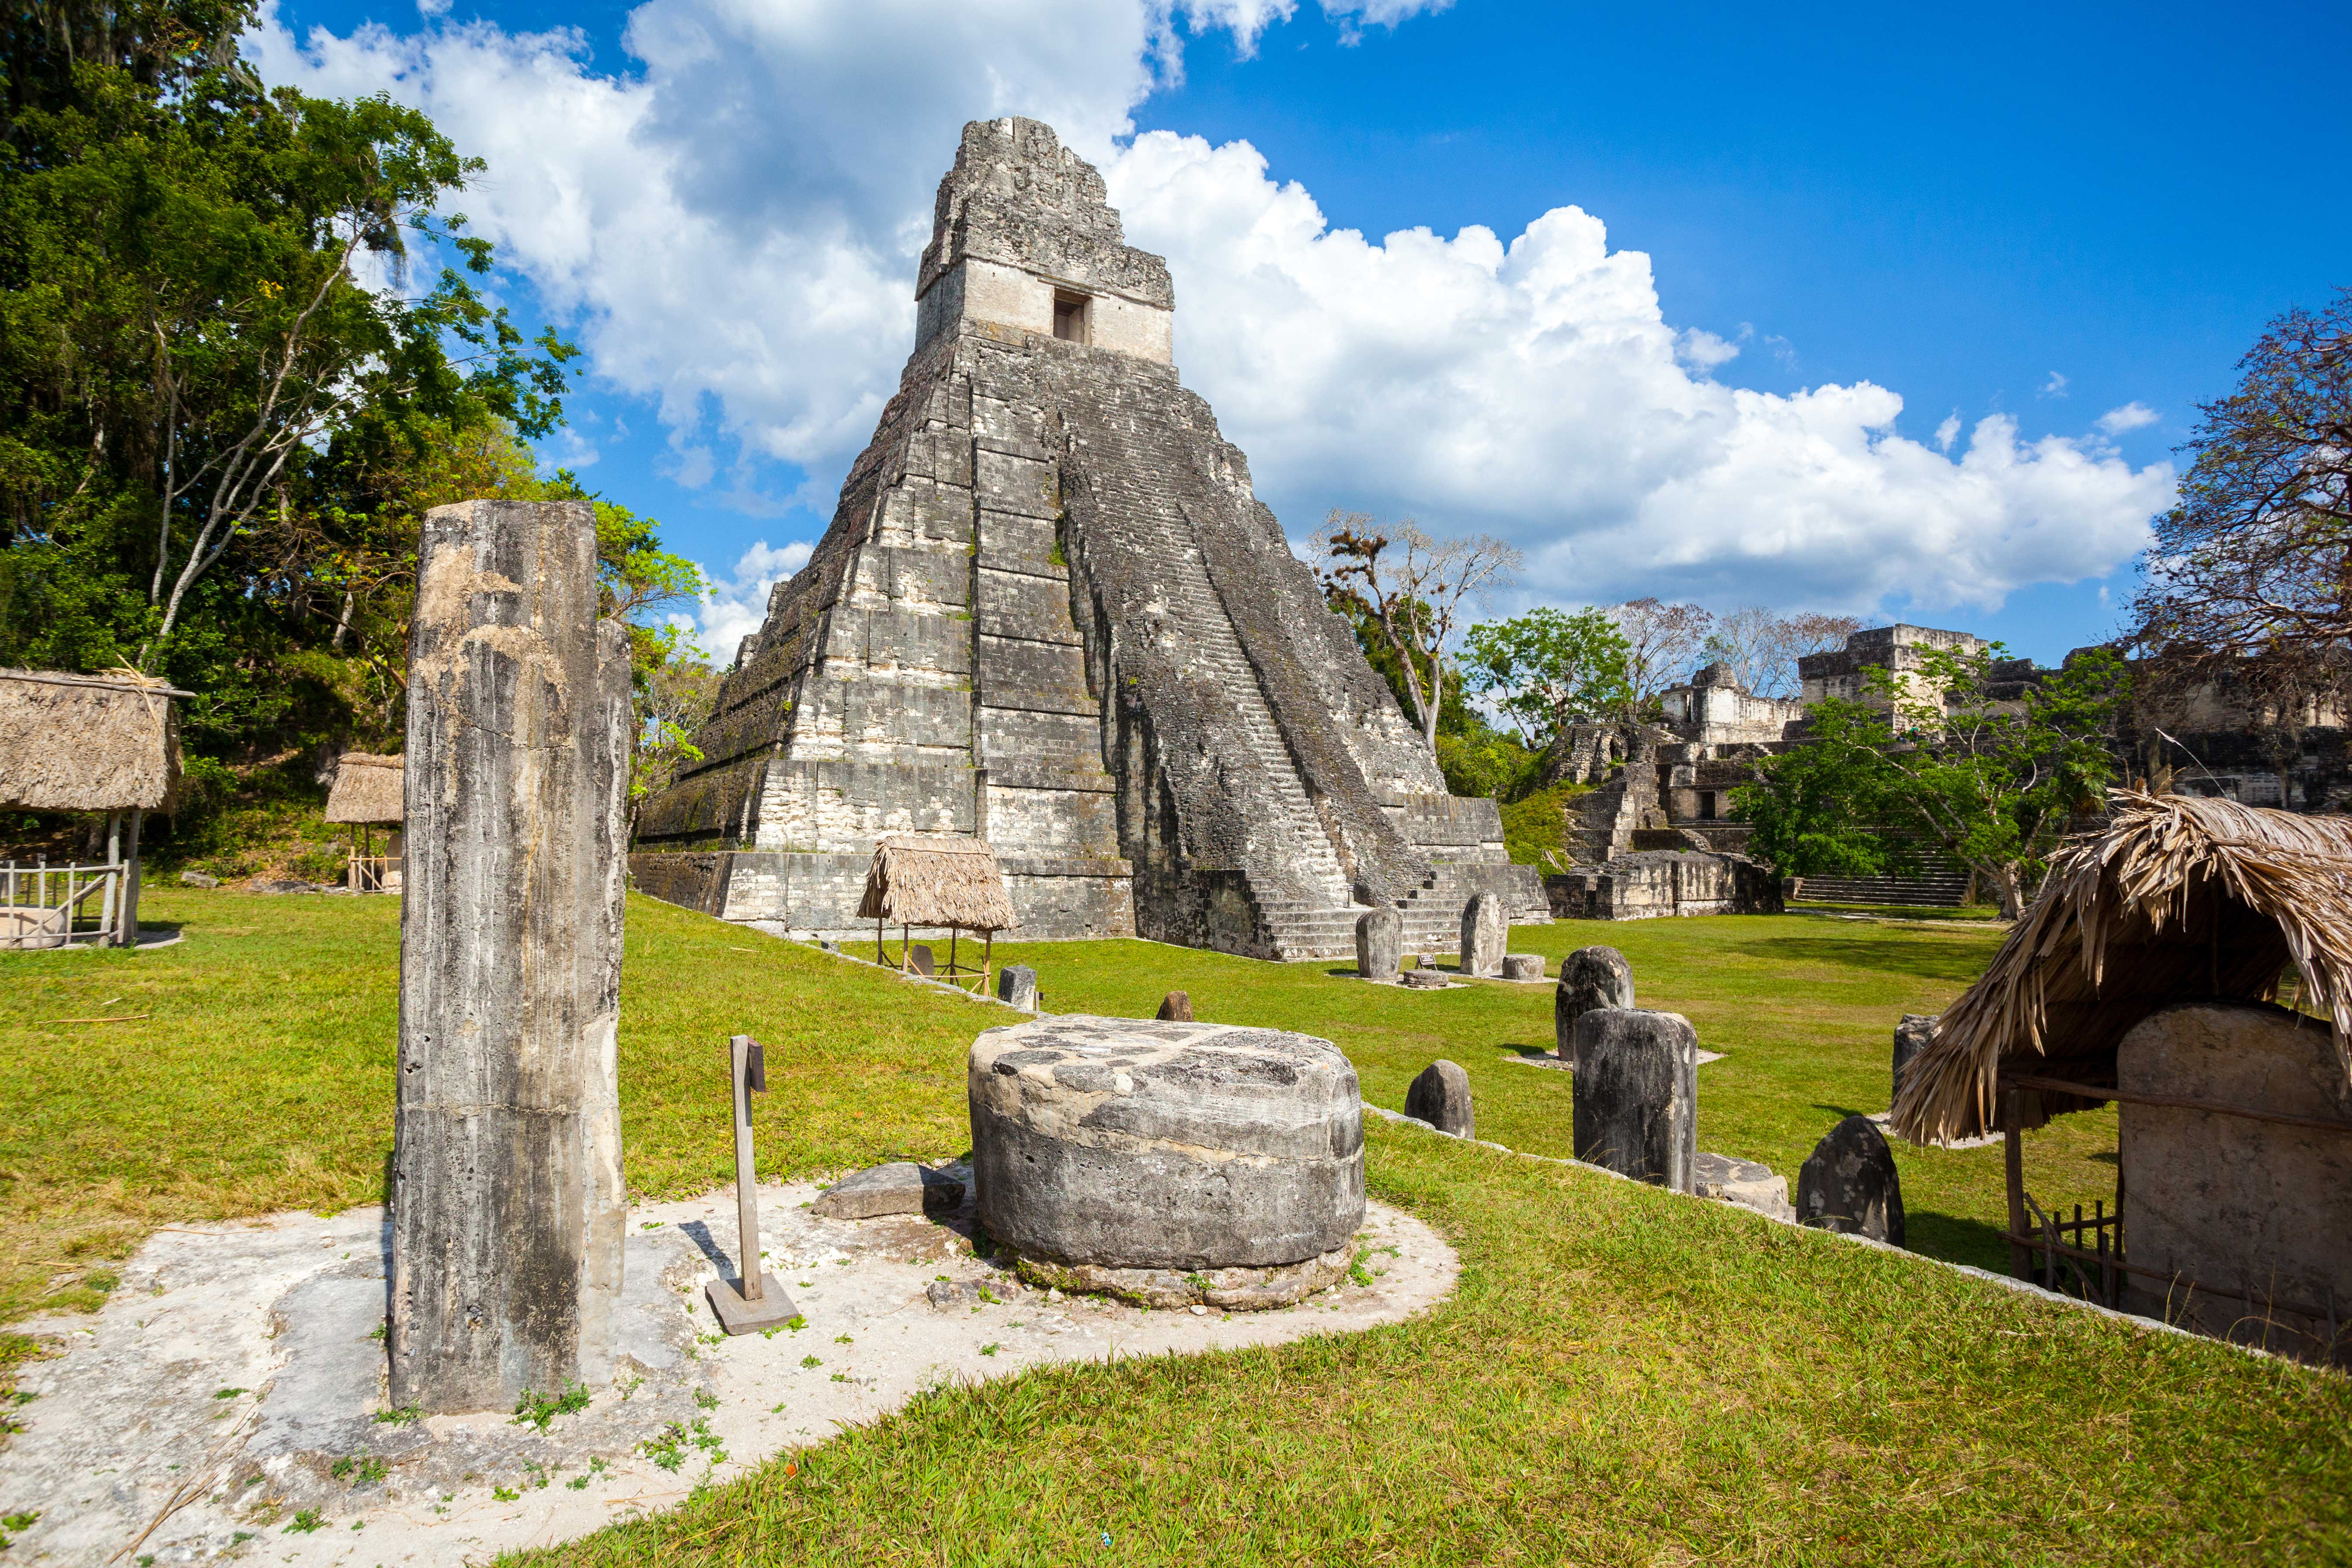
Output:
[1904,1209,2015,1274]
[1747,935,1992,983]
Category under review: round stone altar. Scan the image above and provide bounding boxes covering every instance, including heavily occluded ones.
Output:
[968,1015,1367,1309]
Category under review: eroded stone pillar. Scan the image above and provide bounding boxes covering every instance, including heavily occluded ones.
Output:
[1572,1007,1696,1192]
[391,499,632,1413]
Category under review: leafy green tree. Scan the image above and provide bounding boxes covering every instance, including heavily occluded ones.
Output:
[1462,606,1634,744]
[1733,643,2128,917]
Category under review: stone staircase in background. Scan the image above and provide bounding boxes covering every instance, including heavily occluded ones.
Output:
[1149,511,1361,959]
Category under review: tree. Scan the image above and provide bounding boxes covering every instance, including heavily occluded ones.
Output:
[1314,510,1521,751]
[1701,608,1862,698]
[2129,288,2352,702]
[1608,598,1714,711]
[1461,605,1633,743]
[1,0,573,688]
[1733,642,2128,917]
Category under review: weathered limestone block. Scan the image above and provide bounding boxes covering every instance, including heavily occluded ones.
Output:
[1556,946,1635,1063]
[1694,1151,1793,1222]
[812,1162,966,1220]
[1155,990,1193,1022]
[996,964,1039,1011]
[1502,953,1545,981]
[392,498,632,1414]
[1892,1013,1938,1104]
[1796,1115,1905,1245]
[1401,969,1449,990]
[1405,1060,1474,1137]
[1356,906,1402,981]
[1459,891,1507,978]
[2116,1001,2352,1350]
[1571,1008,1696,1191]
[969,1016,1365,1284]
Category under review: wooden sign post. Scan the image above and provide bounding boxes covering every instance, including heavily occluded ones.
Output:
[705,1033,798,1334]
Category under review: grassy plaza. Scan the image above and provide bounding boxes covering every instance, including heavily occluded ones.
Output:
[2,889,2346,1562]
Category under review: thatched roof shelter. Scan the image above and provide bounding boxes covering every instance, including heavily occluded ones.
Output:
[856,835,1017,932]
[0,669,189,812]
[324,752,405,825]
[1891,790,2352,1145]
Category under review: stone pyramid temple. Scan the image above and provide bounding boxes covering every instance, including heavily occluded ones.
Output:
[629,117,1545,959]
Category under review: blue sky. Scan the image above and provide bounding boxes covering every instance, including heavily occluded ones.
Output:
[259,0,2350,668]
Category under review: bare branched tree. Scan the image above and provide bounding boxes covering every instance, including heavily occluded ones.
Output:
[2130,287,2352,705]
[1704,607,1863,698]
[1608,598,1715,708]
[1315,510,1522,750]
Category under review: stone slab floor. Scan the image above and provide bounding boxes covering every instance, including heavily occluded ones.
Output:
[0,1183,1454,1565]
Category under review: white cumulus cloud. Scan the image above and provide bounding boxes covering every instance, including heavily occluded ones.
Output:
[691,539,815,661]
[2096,401,2161,435]
[249,0,2173,640]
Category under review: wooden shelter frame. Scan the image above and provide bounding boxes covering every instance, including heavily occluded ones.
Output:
[876,920,995,995]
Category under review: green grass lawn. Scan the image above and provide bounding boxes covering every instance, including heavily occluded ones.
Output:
[3,889,2345,1564]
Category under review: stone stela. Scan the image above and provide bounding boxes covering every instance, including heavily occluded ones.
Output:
[626,117,1545,962]
[391,498,633,1414]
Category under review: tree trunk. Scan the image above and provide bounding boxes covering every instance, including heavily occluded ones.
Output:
[1987,862,2026,920]
[390,498,633,1414]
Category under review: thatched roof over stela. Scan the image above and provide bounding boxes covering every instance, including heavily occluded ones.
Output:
[856,835,1018,933]
[0,668,189,812]
[1890,790,2352,1146]
[324,752,405,824]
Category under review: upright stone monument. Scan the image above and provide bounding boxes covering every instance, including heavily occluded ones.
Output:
[1571,1009,1697,1192]
[1459,890,1507,978]
[1405,1060,1474,1138]
[626,117,1546,960]
[1891,1013,1937,1105]
[1355,906,1403,981]
[1555,946,1635,1063]
[391,499,632,1413]
[1796,1115,1905,1246]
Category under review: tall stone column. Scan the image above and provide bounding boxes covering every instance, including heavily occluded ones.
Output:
[391,499,632,1413]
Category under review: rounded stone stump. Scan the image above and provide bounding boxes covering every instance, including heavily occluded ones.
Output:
[1571,1008,1696,1192]
[1356,906,1403,981]
[1797,1115,1906,1246]
[1891,1013,1937,1105]
[1556,945,1635,1062]
[1405,1060,1473,1138]
[969,1015,1365,1308]
[1155,990,1193,1022]
[1459,891,1507,978]
[996,964,1039,1012]
[1501,953,1545,981]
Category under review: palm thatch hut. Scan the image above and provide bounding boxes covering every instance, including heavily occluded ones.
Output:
[856,835,1017,992]
[0,668,191,947]
[324,752,405,891]
[1890,790,2352,1361]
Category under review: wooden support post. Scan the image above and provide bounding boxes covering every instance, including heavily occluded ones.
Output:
[2003,1088,2029,1281]
[99,812,121,937]
[117,811,142,948]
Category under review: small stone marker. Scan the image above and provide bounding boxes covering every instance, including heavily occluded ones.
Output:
[1796,1114,1906,1245]
[1401,969,1449,990]
[1693,1151,1793,1222]
[1891,1013,1937,1104]
[1458,891,1507,978]
[392,498,632,1413]
[907,943,935,976]
[179,869,220,888]
[1157,990,1194,1022]
[1555,946,1635,1063]
[1502,953,1545,981]
[1404,1060,1474,1137]
[997,964,1040,1011]
[706,1033,799,1334]
[1355,906,1402,981]
[1571,1008,1697,1192]
[811,1161,966,1220]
